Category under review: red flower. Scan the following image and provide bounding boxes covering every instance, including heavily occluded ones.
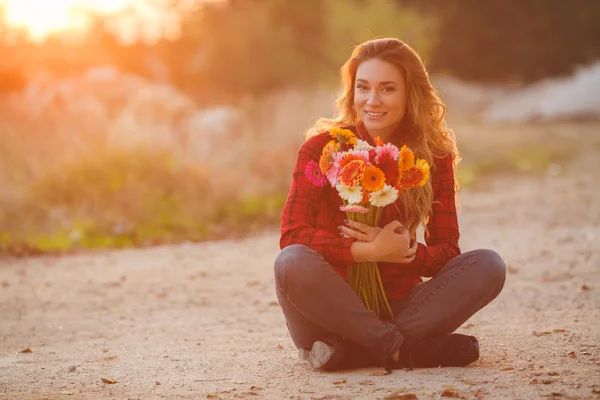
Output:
[368,148,377,164]
[380,160,398,185]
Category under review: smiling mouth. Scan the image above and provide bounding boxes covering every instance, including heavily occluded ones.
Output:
[365,111,387,117]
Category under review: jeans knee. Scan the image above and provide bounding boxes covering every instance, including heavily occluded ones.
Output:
[473,249,506,294]
[274,244,314,291]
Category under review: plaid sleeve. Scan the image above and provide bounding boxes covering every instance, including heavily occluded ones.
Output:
[404,153,461,277]
[279,134,356,265]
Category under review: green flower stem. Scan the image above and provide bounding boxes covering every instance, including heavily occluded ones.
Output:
[346,206,394,319]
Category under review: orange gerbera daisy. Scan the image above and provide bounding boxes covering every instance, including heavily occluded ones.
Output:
[329,127,357,146]
[360,190,370,205]
[398,145,415,173]
[397,159,430,189]
[339,153,363,169]
[361,165,385,192]
[319,140,337,174]
[339,159,366,187]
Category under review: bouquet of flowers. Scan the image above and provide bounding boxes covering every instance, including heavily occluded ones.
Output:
[305,127,430,318]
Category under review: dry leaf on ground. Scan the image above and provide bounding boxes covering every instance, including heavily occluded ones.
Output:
[441,387,465,398]
[384,393,418,400]
[370,370,392,376]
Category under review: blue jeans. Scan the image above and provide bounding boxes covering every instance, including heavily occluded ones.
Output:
[274,244,506,369]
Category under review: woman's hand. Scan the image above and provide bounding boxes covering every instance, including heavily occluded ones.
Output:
[342,219,419,264]
[338,219,381,242]
[370,220,418,264]
[398,236,418,264]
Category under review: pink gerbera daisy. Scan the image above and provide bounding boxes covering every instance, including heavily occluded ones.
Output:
[375,143,400,164]
[305,160,327,187]
[340,204,369,213]
[327,152,346,186]
[349,149,370,164]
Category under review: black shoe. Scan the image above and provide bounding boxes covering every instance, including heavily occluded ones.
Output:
[298,341,335,369]
[395,334,480,369]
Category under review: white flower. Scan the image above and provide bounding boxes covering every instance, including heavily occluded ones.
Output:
[354,140,374,151]
[336,184,363,204]
[369,184,399,207]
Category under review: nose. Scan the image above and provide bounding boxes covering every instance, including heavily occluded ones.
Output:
[366,89,381,106]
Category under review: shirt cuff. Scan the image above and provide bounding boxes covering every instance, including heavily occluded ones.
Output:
[337,237,357,265]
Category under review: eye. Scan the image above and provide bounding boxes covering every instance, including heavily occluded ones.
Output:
[382,86,396,92]
[356,84,368,90]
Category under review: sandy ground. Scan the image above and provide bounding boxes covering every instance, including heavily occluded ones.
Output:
[1,150,600,400]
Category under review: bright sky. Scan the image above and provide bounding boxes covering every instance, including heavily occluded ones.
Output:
[0,0,204,42]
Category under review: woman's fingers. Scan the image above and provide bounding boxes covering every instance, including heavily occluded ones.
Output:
[342,219,382,241]
[396,246,417,263]
[383,220,404,233]
[409,237,418,249]
[338,225,369,241]
[343,219,369,233]
[404,244,417,257]
[402,254,416,263]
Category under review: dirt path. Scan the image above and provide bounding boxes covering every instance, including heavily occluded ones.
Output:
[1,152,599,400]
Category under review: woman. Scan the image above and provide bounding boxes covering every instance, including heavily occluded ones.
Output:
[274,38,506,371]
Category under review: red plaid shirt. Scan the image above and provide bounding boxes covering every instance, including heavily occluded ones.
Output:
[279,123,460,301]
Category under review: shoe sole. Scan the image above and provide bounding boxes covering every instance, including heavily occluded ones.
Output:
[298,341,334,369]
[470,336,480,363]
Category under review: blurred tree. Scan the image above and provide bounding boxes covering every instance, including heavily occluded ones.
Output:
[166,0,433,102]
[325,0,435,73]
[0,0,433,101]
[398,0,600,83]
[164,0,330,101]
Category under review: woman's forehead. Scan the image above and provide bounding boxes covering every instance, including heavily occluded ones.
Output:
[356,58,403,83]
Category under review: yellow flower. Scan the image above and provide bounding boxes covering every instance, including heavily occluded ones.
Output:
[397,158,430,189]
[361,165,385,192]
[415,158,430,186]
[398,145,415,173]
[329,127,357,146]
[319,140,337,174]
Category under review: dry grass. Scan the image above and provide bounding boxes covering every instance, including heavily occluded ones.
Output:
[1,87,598,255]
[450,118,600,189]
[0,87,334,254]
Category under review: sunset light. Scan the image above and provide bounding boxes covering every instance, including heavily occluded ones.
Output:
[1,0,129,40]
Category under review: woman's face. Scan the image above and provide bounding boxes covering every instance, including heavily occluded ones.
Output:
[353,58,407,141]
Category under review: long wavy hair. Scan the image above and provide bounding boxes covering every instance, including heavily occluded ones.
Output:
[307,38,460,234]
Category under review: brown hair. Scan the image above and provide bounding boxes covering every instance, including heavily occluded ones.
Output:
[307,38,460,233]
